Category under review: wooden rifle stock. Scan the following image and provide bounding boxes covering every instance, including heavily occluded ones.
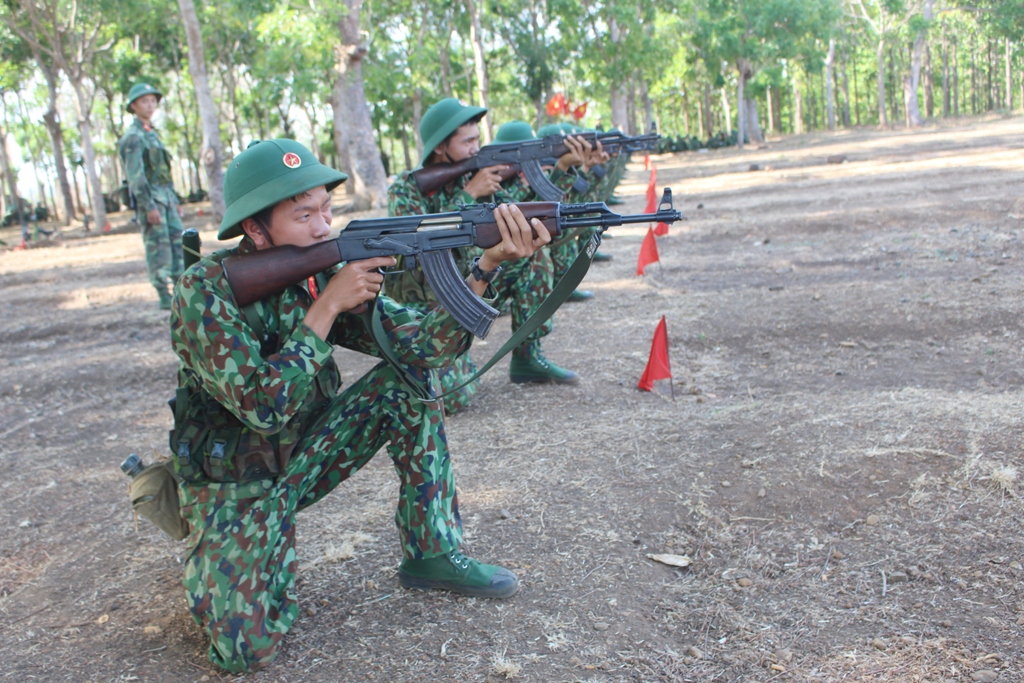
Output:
[224,240,342,308]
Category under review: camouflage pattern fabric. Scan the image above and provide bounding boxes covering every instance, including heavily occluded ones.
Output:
[118,117,183,295]
[170,238,470,671]
[385,170,559,413]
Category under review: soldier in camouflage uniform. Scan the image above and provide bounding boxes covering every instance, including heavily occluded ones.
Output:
[118,83,184,309]
[535,123,614,295]
[494,121,607,302]
[386,99,580,413]
[169,138,550,672]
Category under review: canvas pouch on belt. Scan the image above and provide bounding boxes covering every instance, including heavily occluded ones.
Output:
[128,460,190,541]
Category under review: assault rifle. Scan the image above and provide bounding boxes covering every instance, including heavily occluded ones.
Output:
[223,190,682,339]
[411,128,661,202]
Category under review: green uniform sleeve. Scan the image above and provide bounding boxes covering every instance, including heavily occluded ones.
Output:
[170,262,335,435]
[120,132,156,211]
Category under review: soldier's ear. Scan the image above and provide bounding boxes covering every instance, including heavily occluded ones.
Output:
[240,218,271,248]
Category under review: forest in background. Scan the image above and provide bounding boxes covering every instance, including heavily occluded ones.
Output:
[0,0,1022,232]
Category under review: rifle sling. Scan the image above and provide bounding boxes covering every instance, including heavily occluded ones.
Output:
[363,233,602,403]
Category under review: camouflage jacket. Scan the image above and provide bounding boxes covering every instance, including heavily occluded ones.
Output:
[169,237,470,481]
[118,117,177,211]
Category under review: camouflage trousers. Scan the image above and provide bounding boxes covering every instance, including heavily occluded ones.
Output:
[413,248,555,414]
[178,361,461,672]
[141,199,184,295]
[549,229,600,280]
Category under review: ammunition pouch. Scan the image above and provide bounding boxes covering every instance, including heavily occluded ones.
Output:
[129,460,189,540]
[168,358,340,485]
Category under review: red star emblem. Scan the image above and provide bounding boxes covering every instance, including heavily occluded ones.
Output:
[282,152,302,169]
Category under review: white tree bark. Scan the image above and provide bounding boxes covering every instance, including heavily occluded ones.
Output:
[37,60,75,224]
[906,0,934,127]
[177,0,226,218]
[825,38,836,130]
[1006,38,1013,110]
[68,78,106,230]
[736,62,746,149]
[464,0,492,143]
[876,39,888,127]
[332,0,389,210]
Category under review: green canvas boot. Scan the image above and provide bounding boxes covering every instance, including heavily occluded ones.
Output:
[567,289,594,302]
[509,345,579,385]
[591,251,613,262]
[398,549,519,598]
[157,287,173,310]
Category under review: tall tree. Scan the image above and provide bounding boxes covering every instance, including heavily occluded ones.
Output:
[176,0,226,218]
[9,0,114,230]
[332,0,389,209]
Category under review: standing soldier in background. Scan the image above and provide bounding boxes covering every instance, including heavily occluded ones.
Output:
[118,82,184,309]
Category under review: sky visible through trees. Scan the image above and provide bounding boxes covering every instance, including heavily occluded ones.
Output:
[0,0,1022,222]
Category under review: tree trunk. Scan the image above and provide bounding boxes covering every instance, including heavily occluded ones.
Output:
[0,127,27,230]
[925,43,934,118]
[736,61,747,148]
[69,78,107,230]
[38,61,75,224]
[794,70,805,134]
[825,38,836,130]
[1006,38,1013,110]
[399,128,412,172]
[876,39,888,127]
[640,78,654,133]
[840,34,851,127]
[609,81,629,134]
[177,0,226,219]
[626,74,638,136]
[438,16,454,99]
[745,97,762,143]
[701,81,712,138]
[905,0,932,127]
[412,88,424,163]
[853,40,861,125]
[721,86,732,135]
[464,0,492,143]
[766,86,774,133]
[952,37,959,116]
[332,0,389,210]
[942,23,950,117]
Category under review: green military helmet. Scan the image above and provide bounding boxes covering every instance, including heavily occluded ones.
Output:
[125,82,163,112]
[537,122,585,137]
[419,98,487,165]
[492,120,536,144]
[218,139,348,240]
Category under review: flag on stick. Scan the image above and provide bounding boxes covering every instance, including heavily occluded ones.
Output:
[643,152,651,170]
[638,316,673,395]
[636,226,659,275]
[644,167,657,214]
[653,221,669,237]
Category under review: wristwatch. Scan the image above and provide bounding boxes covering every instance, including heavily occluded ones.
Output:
[470,257,502,284]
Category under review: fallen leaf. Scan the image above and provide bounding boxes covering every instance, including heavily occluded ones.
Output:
[647,553,692,568]
[96,614,109,625]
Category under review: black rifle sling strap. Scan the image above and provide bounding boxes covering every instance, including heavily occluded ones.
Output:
[364,232,603,403]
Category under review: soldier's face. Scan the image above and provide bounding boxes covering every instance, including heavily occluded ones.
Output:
[437,122,481,163]
[243,186,333,250]
[131,94,160,120]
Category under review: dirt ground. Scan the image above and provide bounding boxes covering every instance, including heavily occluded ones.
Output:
[2,116,1023,682]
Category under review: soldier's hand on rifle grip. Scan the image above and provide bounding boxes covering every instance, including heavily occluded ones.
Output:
[464,165,505,199]
[478,205,551,274]
[303,256,396,339]
[147,208,163,225]
[557,135,591,172]
[587,140,610,170]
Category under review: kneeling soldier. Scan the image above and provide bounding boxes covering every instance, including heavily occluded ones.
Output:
[169,139,548,672]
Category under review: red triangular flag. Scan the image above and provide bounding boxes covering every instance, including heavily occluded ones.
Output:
[653,221,669,236]
[644,167,657,214]
[644,152,651,170]
[638,316,672,392]
[636,226,659,275]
